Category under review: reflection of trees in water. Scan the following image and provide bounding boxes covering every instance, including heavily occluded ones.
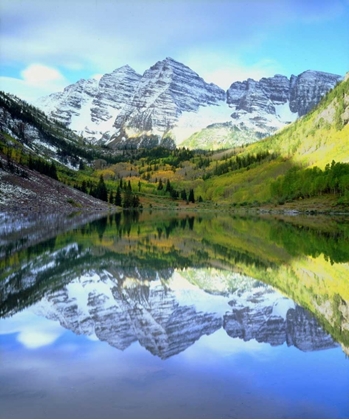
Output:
[92,216,108,241]
[203,239,272,270]
[114,212,121,229]
[269,221,349,264]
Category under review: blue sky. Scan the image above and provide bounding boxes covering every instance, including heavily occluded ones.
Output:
[0,0,348,102]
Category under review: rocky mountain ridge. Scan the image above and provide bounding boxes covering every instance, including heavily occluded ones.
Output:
[34,58,342,150]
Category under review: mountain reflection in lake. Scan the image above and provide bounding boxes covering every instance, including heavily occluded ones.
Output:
[0,211,348,419]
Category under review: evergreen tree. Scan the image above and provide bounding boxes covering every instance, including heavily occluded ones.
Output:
[132,194,140,208]
[165,179,171,193]
[157,179,163,190]
[96,175,108,202]
[188,188,195,203]
[49,161,58,180]
[123,188,133,208]
[115,186,122,206]
[170,189,179,199]
[81,180,87,194]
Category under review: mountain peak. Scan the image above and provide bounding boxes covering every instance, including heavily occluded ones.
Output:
[112,64,137,74]
[34,60,342,150]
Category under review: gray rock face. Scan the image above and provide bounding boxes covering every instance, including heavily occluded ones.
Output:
[226,70,342,127]
[90,65,141,123]
[106,57,226,147]
[286,306,337,352]
[227,75,291,115]
[289,70,341,116]
[35,60,342,149]
[40,78,99,126]
[35,66,142,143]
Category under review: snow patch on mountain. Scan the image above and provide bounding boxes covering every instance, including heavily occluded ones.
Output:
[274,101,299,122]
[36,60,342,149]
[173,100,233,144]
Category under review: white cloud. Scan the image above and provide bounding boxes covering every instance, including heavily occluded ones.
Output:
[17,330,62,349]
[0,310,64,349]
[0,64,68,103]
[21,63,65,84]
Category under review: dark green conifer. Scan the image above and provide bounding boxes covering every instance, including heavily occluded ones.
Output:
[115,186,122,206]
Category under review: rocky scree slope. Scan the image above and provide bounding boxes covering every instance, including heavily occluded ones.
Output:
[0,150,114,213]
[35,58,342,149]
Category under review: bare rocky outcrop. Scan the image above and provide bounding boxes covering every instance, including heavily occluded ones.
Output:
[35,59,342,149]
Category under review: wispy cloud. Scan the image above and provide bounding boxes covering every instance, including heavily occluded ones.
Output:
[0,0,347,100]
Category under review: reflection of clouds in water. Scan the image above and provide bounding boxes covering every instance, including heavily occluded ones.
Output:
[0,310,63,349]
[18,330,60,349]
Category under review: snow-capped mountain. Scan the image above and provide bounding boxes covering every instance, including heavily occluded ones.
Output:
[103,57,226,148]
[35,58,342,149]
[224,70,342,139]
[36,66,142,143]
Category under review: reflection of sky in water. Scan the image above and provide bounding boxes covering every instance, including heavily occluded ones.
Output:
[1,284,349,418]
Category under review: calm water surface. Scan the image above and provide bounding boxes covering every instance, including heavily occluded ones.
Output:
[0,211,348,418]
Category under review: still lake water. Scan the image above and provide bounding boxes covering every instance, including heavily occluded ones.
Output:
[0,210,348,419]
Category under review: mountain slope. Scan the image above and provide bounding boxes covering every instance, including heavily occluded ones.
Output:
[0,90,102,169]
[182,70,342,149]
[195,72,349,206]
[35,66,142,143]
[104,57,226,147]
[0,91,120,211]
[35,58,342,150]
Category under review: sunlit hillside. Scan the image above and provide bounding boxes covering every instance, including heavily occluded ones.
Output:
[253,73,349,167]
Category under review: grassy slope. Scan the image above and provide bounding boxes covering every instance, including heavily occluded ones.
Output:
[181,124,260,150]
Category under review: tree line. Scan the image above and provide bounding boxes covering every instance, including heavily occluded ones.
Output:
[203,151,278,179]
[270,160,349,203]
[74,175,141,209]
[157,178,197,203]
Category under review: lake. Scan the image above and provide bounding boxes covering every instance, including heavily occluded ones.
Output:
[0,210,348,419]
